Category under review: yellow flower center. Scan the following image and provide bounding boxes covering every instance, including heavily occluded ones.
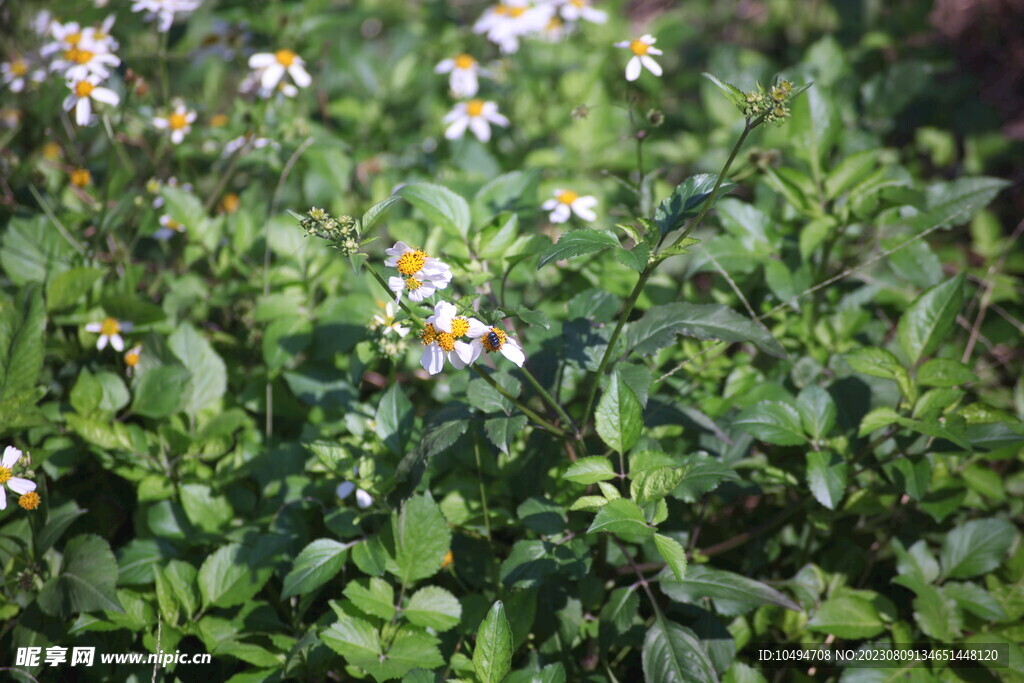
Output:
[0,466,10,484]
[66,31,83,45]
[168,112,189,130]
[164,219,184,232]
[449,317,469,337]
[630,40,649,56]
[508,7,526,17]
[219,193,240,214]
[420,323,438,345]
[442,550,454,568]
[74,80,94,97]
[396,250,428,276]
[11,60,27,76]
[275,49,297,66]
[19,492,40,511]
[493,6,509,16]
[65,48,95,64]
[42,142,62,160]
[454,54,475,70]
[405,277,423,291]
[71,169,91,187]
[557,190,579,205]
[466,99,485,117]
[571,0,586,6]
[482,327,507,352]
[100,317,120,336]
[435,332,456,352]
[210,113,229,127]
[125,350,141,367]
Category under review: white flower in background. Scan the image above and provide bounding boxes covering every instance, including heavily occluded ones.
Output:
[124,345,142,376]
[373,301,410,338]
[0,446,37,511]
[1,57,44,93]
[222,133,275,158]
[49,45,120,82]
[541,189,598,223]
[558,0,608,24]
[153,101,197,144]
[32,10,56,36]
[45,17,121,80]
[247,49,311,97]
[465,324,526,367]
[63,76,120,126]
[385,241,453,302]
[474,2,554,54]
[155,215,186,240]
[85,317,133,351]
[131,0,202,33]
[443,99,509,142]
[336,480,373,509]
[419,301,484,375]
[614,34,663,81]
[434,54,482,98]
[538,15,569,42]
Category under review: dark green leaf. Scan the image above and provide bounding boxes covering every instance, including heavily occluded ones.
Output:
[587,499,654,538]
[626,303,785,358]
[392,495,452,585]
[807,595,885,639]
[474,601,513,683]
[595,373,643,454]
[376,384,414,456]
[734,401,805,446]
[805,451,847,510]
[281,539,350,599]
[642,620,718,683]
[537,230,619,269]
[398,183,471,238]
[897,275,965,365]
[38,534,123,617]
[654,174,734,235]
[940,518,1016,580]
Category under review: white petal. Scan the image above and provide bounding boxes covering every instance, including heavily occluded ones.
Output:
[408,282,436,302]
[91,86,119,106]
[433,301,458,331]
[289,64,312,88]
[420,344,445,375]
[445,116,469,140]
[171,129,184,144]
[469,117,491,142]
[442,106,465,124]
[260,63,285,90]
[355,489,373,509]
[466,319,490,338]
[485,111,509,128]
[640,55,662,77]
[572,203,597,222]
[76,97,91,125]
[249,53,275,68]
[550,203,571,223]
[541,199,558,210]
[434,58,454,73]
[575,195,598,208]
[97,334,109,350]
[500,339,525,367]
[613,40,630,48]
[85,322,103,332]
[451,70,478,97]
[110,334,125,352]
[336,481,355,499]
[647,47,663,56]
[625,56,642,82]
[8,477,36,495]
[388,276,405,294]
[2,446,21,468]
[386,241,410,256]
[0,487,5,510]
[640,34,656,44]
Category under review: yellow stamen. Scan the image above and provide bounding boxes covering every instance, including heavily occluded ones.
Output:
[100,317,120,336]
[66,31,83,45]
[629,40,649,56]
[0,466,10,485]
[10,60,27,76]
[125,350,141,367]
[168,112,188,130]
[508,7,526,17]
[65,48,95,64]
[70,168,91,188]
[436,332,455,352]
[218,193,240,214]
[405,277,423,291]
[557,190,579,205]
[483,327,507,352]
[396,250,428,276]
[466,99,485,117]
[74,80,94,97]
[419,323,438,345]
[442,550,454,568]
[19,492,40,511]
[275,49,297,66]
[164,219,183,232]
[454,54,475,70]
[449,317,469,337]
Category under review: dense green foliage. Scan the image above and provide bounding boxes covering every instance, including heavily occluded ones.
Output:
[1,0,1022,681]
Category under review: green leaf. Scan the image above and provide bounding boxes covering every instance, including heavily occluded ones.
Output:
[131,365,190,418]
[344,577,396,620]
[587,498,654,538]
[642,620,718,683]
[563,456,617,484]
[536,230,619,269]
[672,454,740,502]
[392,495,452,586]
[912,584,962,641]
[0,285,46,400]
[262,316,312,375]
[796,385,836,440]
[845,347,906,380]
[46,267,103,311]
[940,518,1016,580]
[322,616,383,673]
[631,467,686,506]
[474,601,513,683]
[734,401,806,446]
[595,372,643,454]
[942,582,1006,621]
[897,275,965,365]
[178,483,232,534]
[198,537,283,608]
[281,539,350,599]
[162,560,198,619]
[626,303,785,359]
[614,246,648,272]
[807,595,885,639]
[398,183,471,239]
[654,534,688,582]
[659,565,800,612]
[654,174,734,235]
[805,451,847,510]
[484,414,527,455]
[404,586,462,631]
[37,534,124,617]
[168,323,227,417]
[701,72,747,110]
[921,176,1010,230]
[100,294,167,325]
[361,195,402,232]
[917,359,977,387]
[376,384,414,456]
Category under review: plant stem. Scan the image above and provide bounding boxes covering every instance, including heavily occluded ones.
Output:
[519,365,579,436]
[472,432,492,541]
[366,267,425,327]
[471,366,568,439]
[29,184,87,257]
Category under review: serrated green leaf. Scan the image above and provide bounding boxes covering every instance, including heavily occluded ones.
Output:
[564,456,618,484]
[626,303,785,358]
[474,601,513,683]
[642,620,718,683]
[537,230,619,269]
[595,373,643,454]
[654,534,688,582]
[398,183,471,239]
[404,586,462,631]
[654,174,734,235]
[898,275,966,365]
[587,498,654,538]
[281,539,350,599]
[807,595,885,639]
[734,401,805,446]
[805,450,847,510]
[393,495,452,586]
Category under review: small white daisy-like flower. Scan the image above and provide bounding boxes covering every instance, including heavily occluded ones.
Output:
[384,241,453,302]
[558,0,608,24]
[541,189,598,223]
[336,481,373,509]
[85,317,133,351]
[49,45,120,82]
[32,10,57,36]
[155,215,186,240]
[63,75,120,126]
[373,301,410,338]
[131,0,202,33]
[222,133,275,158]
[1,57,44,93]
[443,99,509,143]
[434,54,482,98]
[153,101,197,144]
[465,323,526,367]
[474,2,554,54]
[124,345,142,376]
[0,446,37,511]
[418,301,485,375]
[247,49,311,96]
[614,34,663,82]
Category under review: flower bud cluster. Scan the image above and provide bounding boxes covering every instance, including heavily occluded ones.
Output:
[742,79,795,124]
[301,208,360,255]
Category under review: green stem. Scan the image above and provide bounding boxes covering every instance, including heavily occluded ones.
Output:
[472,432,492,542]
[28,184,87,257]
[471,366,568,439]
[519,366,579,436]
